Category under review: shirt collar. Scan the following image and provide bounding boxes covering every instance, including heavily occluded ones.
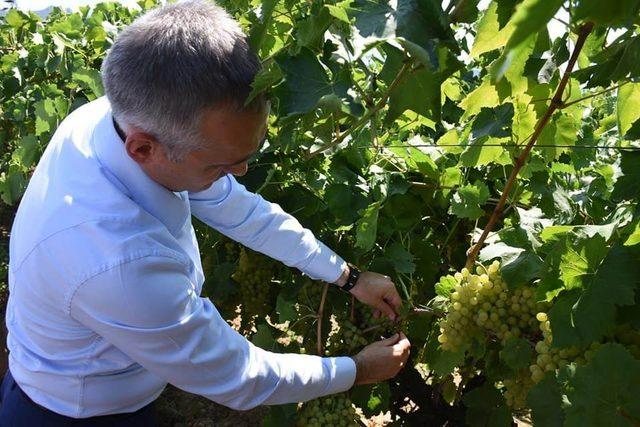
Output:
[91,97,190,236]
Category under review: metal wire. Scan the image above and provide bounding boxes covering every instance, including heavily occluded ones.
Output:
[374,143,640,150]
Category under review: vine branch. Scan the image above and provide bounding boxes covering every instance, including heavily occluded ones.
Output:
[316,282,330,355]
[560,81,629,109]
[465,22,595,269]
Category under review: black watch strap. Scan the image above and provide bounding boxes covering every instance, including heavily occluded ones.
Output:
[339,265,360,293]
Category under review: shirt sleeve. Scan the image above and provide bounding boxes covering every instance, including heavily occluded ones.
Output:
[69,254,356,410]
[187,174,346,284]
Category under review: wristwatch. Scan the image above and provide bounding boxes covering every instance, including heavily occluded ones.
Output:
[338,264,360,293]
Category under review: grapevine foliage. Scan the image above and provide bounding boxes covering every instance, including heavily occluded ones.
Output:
[2,0,640,425]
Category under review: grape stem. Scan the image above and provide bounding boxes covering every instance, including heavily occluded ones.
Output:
[465,22,595,270]
[317,282,330,355]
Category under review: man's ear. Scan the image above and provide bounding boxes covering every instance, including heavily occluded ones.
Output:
[124,131,163,164]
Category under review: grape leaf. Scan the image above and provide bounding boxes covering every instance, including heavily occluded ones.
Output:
[275,49,357,117]
[471,2,515,58]
[565,344,640,427]
[612,151,640,201]
[500,338,534,371]
[574,0,640,27]
[463,382,512,427]
[356,202,381,251]
[617,83,640,137]
[527,375,565,427]
[558,235,608,290]
[571,243,640,343]
[385,242,415,274]
[449,181,490,219]
[551,244,640,346]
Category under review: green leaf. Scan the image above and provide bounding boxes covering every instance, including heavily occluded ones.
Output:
[385,242,415,274]
[502,0,563,54]
[574,0,640,27]
[612,151,640,201]
[50,13,85,39]
[459,137,509,167]
[558,235,608,290]
[349,0,455,56]
[251,324,276,350]
[424,332,465,375]
[459,77,504,120]
[538,111,579,160]
[470,104,514,140]
[551,244,640,346]
[565,344,640,426]
[72,68,104,99]
[571,244,640,343]
[325,2,351,24]
[4,9,29,29]
[275,49,359,117]
[527,375,565,427]
[448,181,490,219]
[246,64,283,105]
[276,292,297,323]
[379,44,442,124]
[624,221,640,246]
[356,202,381,251]
[295,6,332,49]
[617,83,640,137]
[500,337,534,370]
[11,135,38,169]
[471,2,515,58]
[248,0,277,51]
[463,383,512,427]
[34,99,58,136]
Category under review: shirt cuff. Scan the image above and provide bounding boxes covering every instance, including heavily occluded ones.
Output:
[322,356,357,395]
[303,241,348,283]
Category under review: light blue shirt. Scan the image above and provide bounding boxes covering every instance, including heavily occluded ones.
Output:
[6,96,355,418]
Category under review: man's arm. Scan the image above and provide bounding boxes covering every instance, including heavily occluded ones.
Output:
[70,254,356,410]
[189,174,404,319]
[188,174,346,283]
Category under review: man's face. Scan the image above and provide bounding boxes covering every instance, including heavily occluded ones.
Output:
[130,105,269,193]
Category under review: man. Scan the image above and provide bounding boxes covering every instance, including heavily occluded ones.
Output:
[0,0,410,424]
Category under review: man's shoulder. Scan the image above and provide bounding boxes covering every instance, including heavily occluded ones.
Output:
[11,213,189,294]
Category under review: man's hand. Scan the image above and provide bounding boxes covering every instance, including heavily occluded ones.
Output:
[336,269,402,320]
[350,332,411,385]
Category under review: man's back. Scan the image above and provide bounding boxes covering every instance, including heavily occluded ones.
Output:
[7,97,199,417]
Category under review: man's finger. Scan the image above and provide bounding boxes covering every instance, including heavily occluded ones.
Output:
[376,301,396,320]
[385,288,402,312]
[394,332,411,351]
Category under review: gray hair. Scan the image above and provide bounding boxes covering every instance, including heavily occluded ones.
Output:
[101,0,266,161]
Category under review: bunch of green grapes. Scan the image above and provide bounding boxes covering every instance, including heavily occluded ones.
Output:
[297,278,324,308]
[437,261,547,352]
[297,394,359,427]
[503,370,535,410]
[232,248,275,317]
[325,319,368,354]
[529,311,602,383]
[220,236,239,262]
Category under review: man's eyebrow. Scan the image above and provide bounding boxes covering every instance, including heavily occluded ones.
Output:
[208,152,256,168]
[208,135,267,168]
